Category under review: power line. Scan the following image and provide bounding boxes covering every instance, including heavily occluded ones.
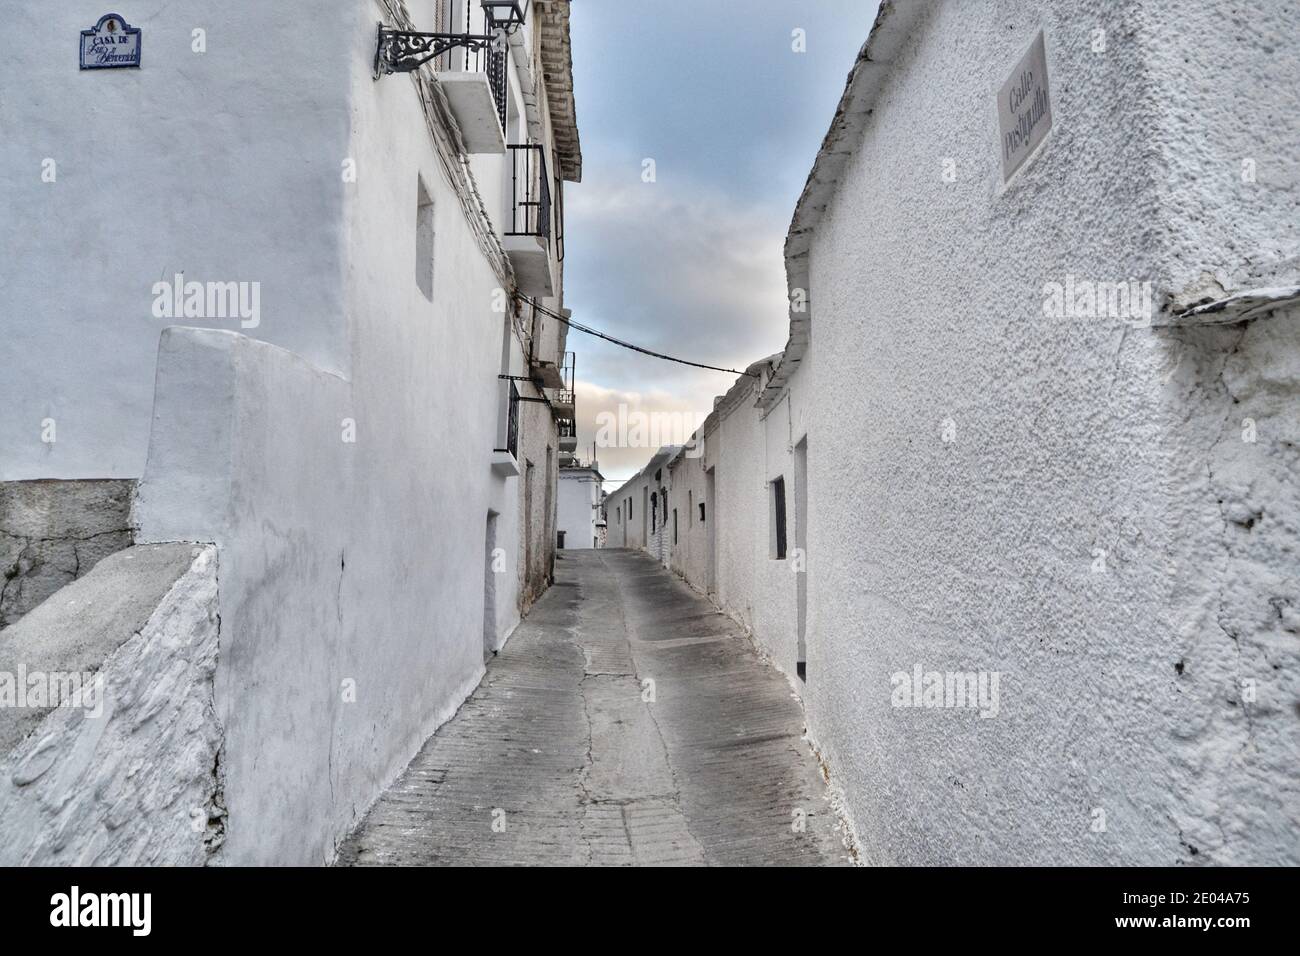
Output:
[522,297,760,378]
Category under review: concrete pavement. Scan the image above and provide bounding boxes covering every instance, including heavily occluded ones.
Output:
[338,548,850,866]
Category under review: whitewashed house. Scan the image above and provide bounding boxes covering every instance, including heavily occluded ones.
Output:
[620,0,1299,866]
[0,1,581,865]
[607,445,680,563]
[556,460,604,550]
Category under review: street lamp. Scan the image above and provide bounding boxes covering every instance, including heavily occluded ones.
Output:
[481,1,527,32]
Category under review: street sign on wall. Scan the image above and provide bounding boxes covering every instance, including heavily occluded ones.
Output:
[998,29,1052,182]
[80,14,142,70]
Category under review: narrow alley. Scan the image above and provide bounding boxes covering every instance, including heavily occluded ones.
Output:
[339,550,849,866]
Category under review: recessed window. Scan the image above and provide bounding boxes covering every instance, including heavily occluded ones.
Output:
[699,502,706,523]
[770,476,787,560]
[416,175,435,301]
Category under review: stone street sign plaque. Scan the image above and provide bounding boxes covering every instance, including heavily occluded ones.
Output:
[80,14,142,70]
[998,29,1052,182]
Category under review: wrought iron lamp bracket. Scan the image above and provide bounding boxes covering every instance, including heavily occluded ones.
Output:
[373,24,507,78]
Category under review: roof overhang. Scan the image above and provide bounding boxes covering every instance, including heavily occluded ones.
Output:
[759,0,933,410]
[535,1,583,182]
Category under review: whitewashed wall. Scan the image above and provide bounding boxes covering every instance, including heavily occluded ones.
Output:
[1,0,569,864]
[605,447,681,554]
[130,0,543,864]
[557,468,601,549]
[623,0,1299,867]
[795,0,1300,865]
[666,440,710,588]
[0,1,356,480]
[657,361,807,680]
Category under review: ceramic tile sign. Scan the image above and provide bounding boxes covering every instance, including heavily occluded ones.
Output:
[998,29,1052,182]
[80,14,142,70]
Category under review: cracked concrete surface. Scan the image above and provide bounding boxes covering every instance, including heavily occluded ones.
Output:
[0,480,136,629]
[339,549,848,866]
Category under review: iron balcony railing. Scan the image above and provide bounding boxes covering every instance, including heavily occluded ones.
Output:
[482,43,509,134]
[507,144,552,243]
[436,37,507,134]
[385,0,509,133]
[554,175,565,263]
[556,350,575,411]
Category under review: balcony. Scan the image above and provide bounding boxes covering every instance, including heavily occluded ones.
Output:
[558,419,578,454]
[504,144,555,297]
[436,39,507,154]
[373,3,510,155]
[552,351,576,419]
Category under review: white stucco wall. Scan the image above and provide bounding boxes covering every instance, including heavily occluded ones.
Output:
[617,0,1299,867]
[608,447,679,554]
[557,468,601,548]
[0,1,356,481]
[90,0,565,864]
[654,364,807,681]
[135,322,513,865]
[794,0,1300,865]
[666,445,709,587]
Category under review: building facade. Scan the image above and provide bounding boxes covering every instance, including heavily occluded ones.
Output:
[607,445,680,563]
[0,0,581,865]
[613,0,1299,866]
[556,461,604,550]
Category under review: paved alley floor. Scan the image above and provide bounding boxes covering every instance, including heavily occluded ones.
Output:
[338,549,849,866]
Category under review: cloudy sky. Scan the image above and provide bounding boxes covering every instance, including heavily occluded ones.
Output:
[562,0,880,486]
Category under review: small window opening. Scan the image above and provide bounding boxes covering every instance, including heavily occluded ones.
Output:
[771,476,787,560]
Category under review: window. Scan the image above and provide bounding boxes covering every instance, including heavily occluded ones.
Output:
[699,502,706,523]
[651,492,657,532]
[688,490,693,527]
[673,509,678,544]
[416,175,435,301]
[770,476,787,560]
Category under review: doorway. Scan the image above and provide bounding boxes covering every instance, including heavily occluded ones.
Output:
[704,467,716,595]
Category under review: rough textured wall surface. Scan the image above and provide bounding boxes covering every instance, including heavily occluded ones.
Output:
[667,447,709,586]
[0,480,135,628]
[710,380,765,636]
[0,545,222,865]
[1141,0,1300,302]
[799,0,1299,865]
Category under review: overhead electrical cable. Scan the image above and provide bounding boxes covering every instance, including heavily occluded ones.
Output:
[520,297,761,378]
